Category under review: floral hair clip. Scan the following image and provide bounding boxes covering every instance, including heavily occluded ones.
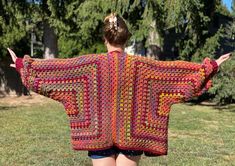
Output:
[109,16,118,30]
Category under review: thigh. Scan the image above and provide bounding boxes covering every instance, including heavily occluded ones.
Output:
[88,148,117,166]
[91,155,116,166]
[116,153,141,166]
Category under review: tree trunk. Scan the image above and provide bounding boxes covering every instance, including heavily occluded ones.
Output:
[43,22,58,59]
[146,20,162,60]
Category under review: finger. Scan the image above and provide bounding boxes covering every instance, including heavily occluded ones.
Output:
[224,53,231,59]
[221,54,231,62]
[10,64,16,68]
[7,48,17,62]
[222,53,231,58]
[7,48,16,57]
[219,53,230,61]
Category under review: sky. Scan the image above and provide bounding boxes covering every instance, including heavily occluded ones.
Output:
[222,0,233,11]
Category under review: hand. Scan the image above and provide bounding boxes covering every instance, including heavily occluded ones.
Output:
[215,53,231,66]
[7,48,17,68]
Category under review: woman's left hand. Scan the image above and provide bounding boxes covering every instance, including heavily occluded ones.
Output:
[215,53,231,66]
[7,48,17,68]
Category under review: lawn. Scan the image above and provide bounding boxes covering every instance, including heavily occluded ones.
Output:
[0,96,235,166]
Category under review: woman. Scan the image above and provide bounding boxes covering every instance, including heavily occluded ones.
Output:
[8,13,231,166]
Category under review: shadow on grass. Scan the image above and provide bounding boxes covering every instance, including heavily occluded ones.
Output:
[0,105,17,111]
[214,104,235,112]
[185,101,235,113]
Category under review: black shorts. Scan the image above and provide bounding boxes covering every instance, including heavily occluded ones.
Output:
[88,146,143,159]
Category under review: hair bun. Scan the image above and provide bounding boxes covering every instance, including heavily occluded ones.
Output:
[103,13,131,46]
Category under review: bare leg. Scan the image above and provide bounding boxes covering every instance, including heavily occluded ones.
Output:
[91,155,116,166]
[116,154,141,166]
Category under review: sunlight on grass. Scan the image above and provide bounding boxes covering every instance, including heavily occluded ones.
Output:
[0,101,234,166]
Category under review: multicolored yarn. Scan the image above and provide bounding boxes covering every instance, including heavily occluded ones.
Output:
[16,51,218,156]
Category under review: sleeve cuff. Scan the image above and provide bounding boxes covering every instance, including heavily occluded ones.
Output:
[15,58,24,73]
[210,60,218,73]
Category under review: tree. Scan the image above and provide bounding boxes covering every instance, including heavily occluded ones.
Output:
[208,0,235,104]
[232,0,235,17]
[215,0,232,17]
[0,0,62,59]
[164,0,218,60]
[27,0,60,58]
[0,0,30,59]
[209,55,235,104]
[53,0,146,57]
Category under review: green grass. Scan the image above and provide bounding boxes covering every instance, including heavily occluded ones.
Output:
[0,100,235,166]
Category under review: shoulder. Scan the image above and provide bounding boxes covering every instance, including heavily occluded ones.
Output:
[126,53,159,64]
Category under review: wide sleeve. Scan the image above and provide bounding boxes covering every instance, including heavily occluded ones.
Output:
[134,57,218,105]
[175,58,218,101]
[16,56,76,97]
[15,55,98,116]
[153,58,218,102]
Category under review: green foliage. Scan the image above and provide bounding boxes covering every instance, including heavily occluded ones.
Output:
[192,27,224,62]
[168,0,231,61]
[167,0,213,60]
[232,0,235,17]
[209,55,235,104]
[215,0,232,17]
[0,0,29,59]
[208,20,235,104]
[225,20,235,48]
[133,0,166,44]
[58,36,80,58]
[49,0,114,56]
[58,36,106,58]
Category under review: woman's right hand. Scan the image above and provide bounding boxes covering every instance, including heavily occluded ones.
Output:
[7,48,17,68]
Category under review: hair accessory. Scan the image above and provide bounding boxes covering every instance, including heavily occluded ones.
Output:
[109,16,118,30]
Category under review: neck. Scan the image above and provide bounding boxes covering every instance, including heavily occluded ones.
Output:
[106,43,124,53]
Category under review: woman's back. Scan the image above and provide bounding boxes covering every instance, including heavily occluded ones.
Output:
[15,50,217,156]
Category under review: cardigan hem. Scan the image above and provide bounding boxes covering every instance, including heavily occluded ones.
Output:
[72,144,167,156]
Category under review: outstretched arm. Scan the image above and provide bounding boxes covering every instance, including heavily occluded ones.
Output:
[134,52,231,108]
[156,53,231,101]
[182,53,231,99]
[7,48,99,116]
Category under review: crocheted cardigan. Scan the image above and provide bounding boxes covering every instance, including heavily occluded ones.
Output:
[15,51,218,156]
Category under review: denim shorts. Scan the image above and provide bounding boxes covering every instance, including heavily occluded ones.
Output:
[88,146,143,159]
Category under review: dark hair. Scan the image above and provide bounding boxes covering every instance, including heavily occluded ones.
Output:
[103,13,131,46]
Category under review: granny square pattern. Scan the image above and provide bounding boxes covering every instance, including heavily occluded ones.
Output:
[16,51,217,156]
